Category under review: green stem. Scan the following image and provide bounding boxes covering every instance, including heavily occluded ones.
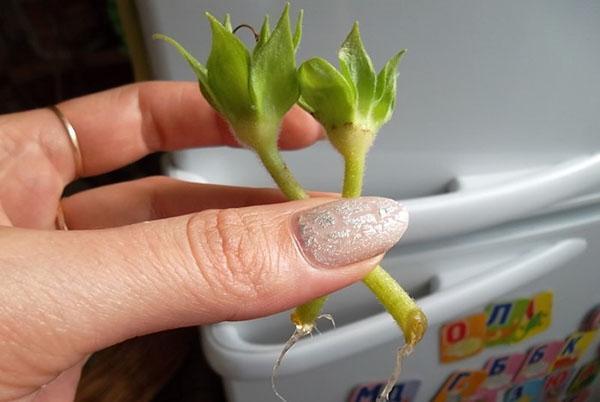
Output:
[296,150,426,344]
[291,296,328,329]
[291,154,366,325]
[342,154,365,198]
[258,136,426,343]
[256,143,327,326]
[363,265,427,344]
[257,145,308,200]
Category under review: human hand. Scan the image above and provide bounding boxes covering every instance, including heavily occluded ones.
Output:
[0,82,408,401]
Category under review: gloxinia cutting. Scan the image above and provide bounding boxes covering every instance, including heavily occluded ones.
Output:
[295,24,425,402]
[299,22,405,178]
[154,5,306,200]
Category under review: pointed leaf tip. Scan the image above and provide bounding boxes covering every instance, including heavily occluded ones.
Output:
[371,49,406,127]
[250,3,298,120]
[205,12,221,31]
[206,11,226,31]
[152,33,225,114]
[276,2,291,29]
[338,21,376,117]
[257,14,271,49]
[223,14,233,32]
[152,34,206,77]
[293,9,304,52]
[205,10,253,122]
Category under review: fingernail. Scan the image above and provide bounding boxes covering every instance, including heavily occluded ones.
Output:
[293,197,409,268]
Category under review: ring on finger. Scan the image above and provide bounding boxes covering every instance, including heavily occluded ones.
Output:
[48,104,84,178]
[55,202,69,231]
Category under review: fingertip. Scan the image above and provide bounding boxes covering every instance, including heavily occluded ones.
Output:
[292,197,408,270]
[279,106,325,149]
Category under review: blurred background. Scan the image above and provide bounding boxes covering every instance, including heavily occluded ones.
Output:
[0,0,223,400]
[0,0,162,194]
[1,0,131,114]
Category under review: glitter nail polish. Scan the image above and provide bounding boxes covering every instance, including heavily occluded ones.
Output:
[293,197,409,268]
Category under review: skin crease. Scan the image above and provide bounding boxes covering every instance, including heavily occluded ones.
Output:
[0,82,398,401]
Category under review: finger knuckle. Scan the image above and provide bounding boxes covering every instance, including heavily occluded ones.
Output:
[143,176,171,218]
[143,175,171,187]
[187,208,276,302]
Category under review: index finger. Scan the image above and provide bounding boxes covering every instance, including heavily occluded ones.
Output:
[44,81,323,181]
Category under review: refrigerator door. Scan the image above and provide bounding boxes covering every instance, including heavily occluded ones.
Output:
[165,149,600,244]
[202,206,600,401]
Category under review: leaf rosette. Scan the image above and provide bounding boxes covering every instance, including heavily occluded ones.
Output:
[298,22,405,157]
[154,4,303,151]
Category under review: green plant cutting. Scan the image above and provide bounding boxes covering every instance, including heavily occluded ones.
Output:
[154,5,426,401]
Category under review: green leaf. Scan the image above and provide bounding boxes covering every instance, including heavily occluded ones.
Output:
[206,12,252,121]
[298,57,356,128]
[255,14,270,54]
[338,22,376,116]
[249,3,299,120]
[153,34,207,78]
[223,14,233,32]
[293,9,304,52]
[152,33,223,112]
[297,95,314,114]
[371,50,405,126]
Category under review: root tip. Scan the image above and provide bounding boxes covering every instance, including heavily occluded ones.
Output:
[317,313,336,329]
[271,325,315,402]
[405,308,428,346]
[377,343,415,402]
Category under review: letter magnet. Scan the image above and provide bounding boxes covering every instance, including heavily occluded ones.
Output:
[440,314,487,363]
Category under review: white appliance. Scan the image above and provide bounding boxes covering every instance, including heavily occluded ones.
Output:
[136,1,600,401]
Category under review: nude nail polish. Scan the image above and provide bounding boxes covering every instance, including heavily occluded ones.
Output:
[294,197,409,268]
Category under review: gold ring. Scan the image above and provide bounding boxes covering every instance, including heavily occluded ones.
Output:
[48,105,83,177]
[55,202,69,231]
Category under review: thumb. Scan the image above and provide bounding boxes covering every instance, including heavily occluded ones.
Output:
[1,197,407,357]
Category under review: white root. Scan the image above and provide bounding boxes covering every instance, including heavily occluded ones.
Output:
[317,313,336,328]
[271,314,336,402]
[271,324,312,402]
[376,343,414,402]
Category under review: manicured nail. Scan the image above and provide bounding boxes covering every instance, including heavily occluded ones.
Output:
[294,197,409,268]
